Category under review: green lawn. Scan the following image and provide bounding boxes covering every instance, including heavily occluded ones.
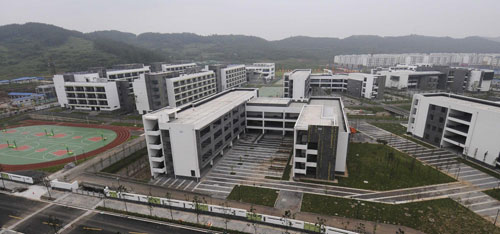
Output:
[227,185,278,207]
[301,194,500,234]
[336,143,455,190]
[371,122,435,149]
[484,189,500,201]
[101,148,147,174]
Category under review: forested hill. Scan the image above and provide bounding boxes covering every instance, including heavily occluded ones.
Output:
[2,22,500,79]
[0,23,164,79]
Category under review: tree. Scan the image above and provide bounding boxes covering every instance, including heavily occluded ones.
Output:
[314,217,326,233]
[248,204,259,234]
[117,184,128,212]
[42,176,52,200]
[165,192,174,220]
[192,195,207,224]
[147,190,154,217]
[282,210,295,234]
[221,202,235,233]
[0,165,6,190]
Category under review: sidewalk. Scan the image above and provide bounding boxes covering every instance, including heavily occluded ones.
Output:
[102,198,300,234]
[76,173,423,233]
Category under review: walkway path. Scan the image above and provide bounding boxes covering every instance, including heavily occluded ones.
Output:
[356,122,500,222]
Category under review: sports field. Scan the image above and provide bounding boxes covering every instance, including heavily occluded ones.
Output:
[0,125,117,166]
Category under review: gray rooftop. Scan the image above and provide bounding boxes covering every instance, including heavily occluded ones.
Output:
[149,89,256,128]
[295,98,347,132]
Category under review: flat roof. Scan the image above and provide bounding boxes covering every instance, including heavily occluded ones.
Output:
[149,89,256,128]
[422,93,500,112]
[295,98,346,132]
[289,70,311,82]
[247,97,292,106]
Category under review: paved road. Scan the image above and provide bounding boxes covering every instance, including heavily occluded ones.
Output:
[14,204,85,234]
[66,213,206,234]
[0,193,212,234]
[0,193,45,228]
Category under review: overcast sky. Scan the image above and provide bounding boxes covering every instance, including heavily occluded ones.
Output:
[1,0,499,40]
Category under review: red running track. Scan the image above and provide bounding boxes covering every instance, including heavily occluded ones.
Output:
[0,120,131,172]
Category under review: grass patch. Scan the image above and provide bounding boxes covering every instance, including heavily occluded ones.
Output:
[301,194,500,234]
[484,189,500,201]
[227,185,278,207]
[336,143,455,190]
[101,148,147,174]
[127,135,139,141]
[456,158,500,180]
[371,122,434,149]
[264,176,282,180]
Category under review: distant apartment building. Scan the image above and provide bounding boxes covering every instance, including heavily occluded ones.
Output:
[283,69,312,99]
[53,73,129,111]
[161,63,198,74]
[284,69,384,99]
[423,67,495,93]
[53,64,150,112]
[408,93,500,168]
[335,53,500,68]
[143,88,350,180]
[376,69,443,90]
[309,72,385,99]
[133,71,179,114]
[245,63,275,81]
[165,71,217,108]
[36,84,57,99]
[207,64,247,92]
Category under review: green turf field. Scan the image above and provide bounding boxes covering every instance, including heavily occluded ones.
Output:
[0,125,116,165]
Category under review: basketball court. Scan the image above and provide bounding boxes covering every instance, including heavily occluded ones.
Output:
[0,125,117,166]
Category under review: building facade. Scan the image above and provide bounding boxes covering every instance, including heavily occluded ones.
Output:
[164,71,217,108]
[408,93,500,167]
[143,89,257,179]
[143,89,350,180]
[161,63,198,74]
[245,63,275,81]
[283,69,312,99]
[53,73,126,111]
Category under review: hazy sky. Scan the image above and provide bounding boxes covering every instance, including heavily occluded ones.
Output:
[1,0,499,40]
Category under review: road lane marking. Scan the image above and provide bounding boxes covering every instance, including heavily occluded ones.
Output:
[8,215,22,220]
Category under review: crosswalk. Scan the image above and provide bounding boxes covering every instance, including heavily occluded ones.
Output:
[357,122,500,222]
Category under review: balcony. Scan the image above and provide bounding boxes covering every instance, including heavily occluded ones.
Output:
[150,156,165,162]
[152,167,166,174]
[148,143,162,150]
[146,130,160,136]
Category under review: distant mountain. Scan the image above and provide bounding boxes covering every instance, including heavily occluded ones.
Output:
[0,23,164,79]
[88,31,500,62]
[3,23,500,79]
[484,37,500,43]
